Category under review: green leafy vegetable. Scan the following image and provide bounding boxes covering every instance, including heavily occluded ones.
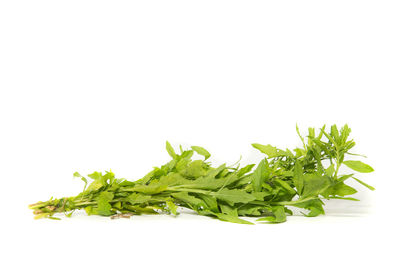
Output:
[29,124,374,224]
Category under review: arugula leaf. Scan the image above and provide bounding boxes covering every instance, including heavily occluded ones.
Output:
[171,192,204,208]
[179,160,207,178]
[182,166,238,190]
[257,206,286,223]
[166,141,177,159]
[301,174,331,198]
[197,194,219,213]
[293,199,325,217]
[191,146,211,160]
[352,177,375,191]
[131,184,168,194]
[251,159,268,192]
[127,193,152,205]
[252,144,287,158]
[157,173,188,187]
[85,180,104,192]
[214,213,254,225]
[212,188,256,206]
[343,160,374,173]
[293,161,304,194]
[325,164,335,177]
[324,182,357,197]
[219,204,238,217]
[237,164,255,177]
[87,171,102,180]
[274,178,296,195]
[237,205,262,216]
[95,191,114,216]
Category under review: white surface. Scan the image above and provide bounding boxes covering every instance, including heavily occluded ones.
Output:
[0,1,399,266]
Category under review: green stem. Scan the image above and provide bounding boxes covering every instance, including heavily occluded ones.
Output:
[167,187,210,195]
[273,197,318,206]
[333,148,341,179]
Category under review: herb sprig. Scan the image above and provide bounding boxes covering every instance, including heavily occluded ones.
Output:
[30,124,374,224]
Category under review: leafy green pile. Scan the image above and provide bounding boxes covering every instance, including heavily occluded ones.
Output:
[30,124,374,224]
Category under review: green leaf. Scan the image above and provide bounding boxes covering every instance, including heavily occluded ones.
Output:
[212,188,256,206]
[157,173,188,187]
[330,125,340,143]
[325,164,335,177]
[301,174,331,197]
[251,159,268,192]
[171,192,204,208]
[324,182,357,197]
[214,213,254,225]
[337,174,354,183]
[134,168,157,185]
[274,178,296,195]
[191,146,211,160]
[175,158,190,172]
[294,148,306,157]
[197,194,219,212]
[329,196,359,201]
[180,150,194,160]
[103,171,115,184]
[95,191,114,216]
[340,124,351,144]
[127,193,152,205]
[296,123,306,148]
[73,172,88,190]
[166,141,177,159]
[85,180,104,192]
[87,171,102,180]
[179,160,208,178]
[237,205,262,216]
[113,202,122,209]
[352,177,375,191]
[220,204,238,217]
[292,199,325,217]
[203,164,226,179]
[293,161,304,194]
[184,165,239,190]
[124,205,158,214]
[334,183,357,196]
[237,164,255,177]
[343,160,374,173]
[251,143,286,158]
[252,191,270,201]
[252,143,275,157]
[83,206,93,215]
[166,201,178,215]
[131,184,168,194]
[119,180,136,187]
[257,206,287,223]
[321,128,336,145]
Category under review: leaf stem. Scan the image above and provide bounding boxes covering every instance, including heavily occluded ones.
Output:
[273,197,319,206]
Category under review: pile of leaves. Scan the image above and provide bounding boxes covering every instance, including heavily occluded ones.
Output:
[29,124,374,224]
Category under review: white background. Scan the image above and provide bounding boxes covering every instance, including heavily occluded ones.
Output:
[1,1,399,266]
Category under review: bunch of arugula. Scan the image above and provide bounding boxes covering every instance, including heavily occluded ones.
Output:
[30,124,374,224]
